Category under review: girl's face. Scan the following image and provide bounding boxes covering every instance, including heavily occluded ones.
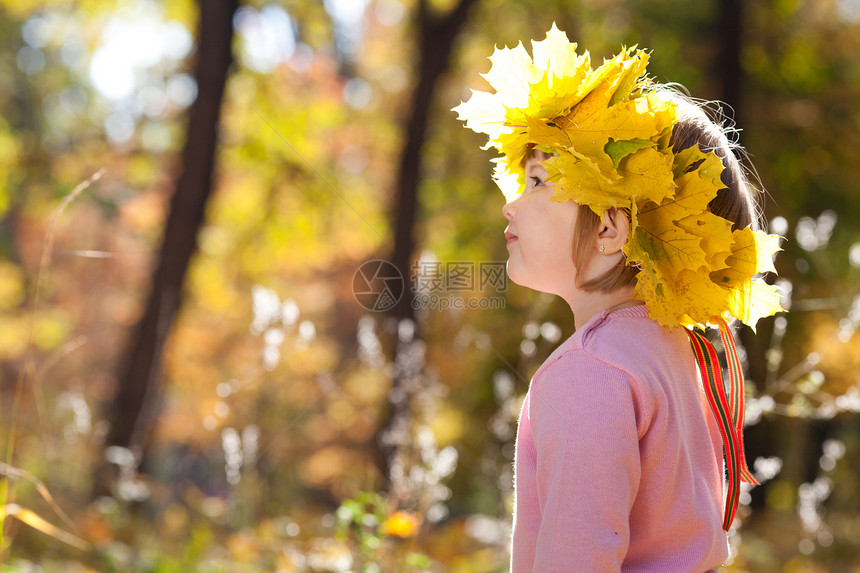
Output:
[502,154,580,297]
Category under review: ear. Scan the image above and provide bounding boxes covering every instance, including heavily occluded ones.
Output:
[597,207,631,254]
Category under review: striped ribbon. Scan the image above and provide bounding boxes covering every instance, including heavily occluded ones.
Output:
[685,320,759,531]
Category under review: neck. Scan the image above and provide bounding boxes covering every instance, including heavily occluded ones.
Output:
[563,286,640,329]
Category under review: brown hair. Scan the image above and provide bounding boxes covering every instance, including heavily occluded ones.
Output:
[571,91,762,292]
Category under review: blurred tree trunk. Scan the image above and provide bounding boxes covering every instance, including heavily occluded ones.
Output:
[716,0,787,497]
[716,0,772,394]
[94,0,238,496]
[374,0,477,490]
[718,0,743,126]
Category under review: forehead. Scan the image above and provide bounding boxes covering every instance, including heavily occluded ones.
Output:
[523,148,553,170]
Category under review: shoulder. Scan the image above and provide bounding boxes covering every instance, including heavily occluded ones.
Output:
[535,306,666,387]
[578,305,691,378]
[530,337,638,419]
[529,306,685,433]
[528,343,645,442]
[535,342,631,389]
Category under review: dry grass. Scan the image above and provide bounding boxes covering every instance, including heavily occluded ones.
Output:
[1,169,104,564]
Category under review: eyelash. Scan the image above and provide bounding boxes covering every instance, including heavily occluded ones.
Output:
[530,176,544,187]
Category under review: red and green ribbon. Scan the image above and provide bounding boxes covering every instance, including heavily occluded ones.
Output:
[685,320,759,531]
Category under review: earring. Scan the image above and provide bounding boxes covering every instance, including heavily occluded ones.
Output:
[598,245,605,252]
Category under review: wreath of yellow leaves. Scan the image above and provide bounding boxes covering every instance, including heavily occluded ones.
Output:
[453,23,784,331]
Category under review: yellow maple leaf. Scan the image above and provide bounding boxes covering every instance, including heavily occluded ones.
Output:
[632,256,675,327]
[635,265,731,330]
[614,147,676,206]
[491,157,522,202]
[671,145,724,183]
[524,115,574,150]
[451,90,510,142]
[676,211,734,269]
[496,125,528,157]
[479,42,536,110]
[608,50,651,106]
[725,277,785,333]
[527,24,592,118]
[556,98,673,175]
[710,228,783,286]
[544,150,622,213]
[752,229,782,274]
[674,268,736,328]
[715,228,758,284]
[531,23,585,80]
[645,165,722,224]
[572,47,646,113]
[632,221,708,283]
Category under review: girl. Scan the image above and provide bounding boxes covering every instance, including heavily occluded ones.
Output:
[454,25,783,571]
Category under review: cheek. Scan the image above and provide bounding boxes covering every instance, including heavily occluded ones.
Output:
[526,214,575,270]
[543,208,577,255]
[515,199,577,261]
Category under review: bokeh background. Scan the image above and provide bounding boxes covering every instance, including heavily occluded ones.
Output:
[1,0,860,571]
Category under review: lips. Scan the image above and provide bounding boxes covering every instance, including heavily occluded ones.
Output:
[505,231,518,245]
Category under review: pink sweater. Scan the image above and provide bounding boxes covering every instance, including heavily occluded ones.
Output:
[510,305,729,572]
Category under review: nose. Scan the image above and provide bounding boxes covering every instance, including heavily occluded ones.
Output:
[502,197,518,221]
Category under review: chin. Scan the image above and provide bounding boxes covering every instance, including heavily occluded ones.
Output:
[505,263,536,291]
[506,262,570,297]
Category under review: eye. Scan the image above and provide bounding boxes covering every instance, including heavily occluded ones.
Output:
[530,176,544,187]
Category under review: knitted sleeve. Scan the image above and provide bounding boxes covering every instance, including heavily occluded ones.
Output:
[527,350,645,572]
